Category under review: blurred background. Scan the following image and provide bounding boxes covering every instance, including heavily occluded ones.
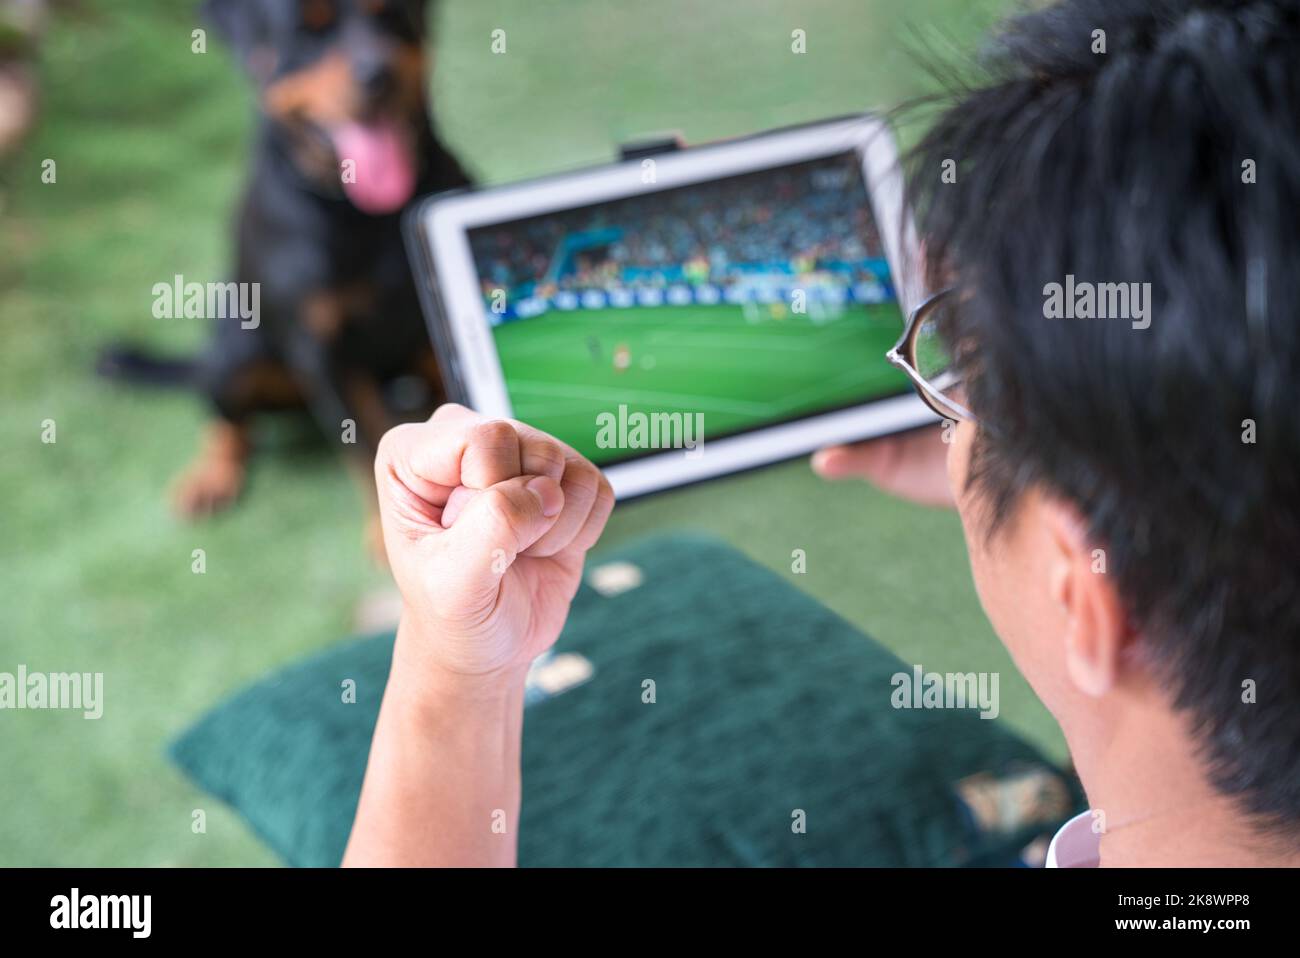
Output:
[0,0,1057,866]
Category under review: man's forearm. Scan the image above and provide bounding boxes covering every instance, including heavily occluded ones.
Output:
[342,620,527,867]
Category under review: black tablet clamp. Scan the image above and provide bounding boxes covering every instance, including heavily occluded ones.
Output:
[618,135,685,162]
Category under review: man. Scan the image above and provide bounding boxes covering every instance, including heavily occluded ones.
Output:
[344,0,1300,866]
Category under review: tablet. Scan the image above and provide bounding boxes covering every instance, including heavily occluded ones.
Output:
[407,114,936,498]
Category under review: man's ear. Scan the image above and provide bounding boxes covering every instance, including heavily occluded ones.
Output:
[1043,499,1131,698]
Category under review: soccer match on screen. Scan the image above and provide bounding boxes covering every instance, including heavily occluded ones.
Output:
[468,153,909,463]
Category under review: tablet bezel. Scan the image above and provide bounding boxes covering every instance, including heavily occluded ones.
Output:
[415,114,936,498]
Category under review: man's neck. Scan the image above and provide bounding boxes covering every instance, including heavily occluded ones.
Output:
[1065,701,1300,867]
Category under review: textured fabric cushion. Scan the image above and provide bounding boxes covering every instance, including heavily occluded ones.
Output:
[171,534,1081,866]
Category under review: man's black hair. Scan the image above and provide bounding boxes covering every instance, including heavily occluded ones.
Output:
[905,0,1300,830]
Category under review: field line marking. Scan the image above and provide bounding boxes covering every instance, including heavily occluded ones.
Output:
[769,366,896,414]
[506,379,779,417]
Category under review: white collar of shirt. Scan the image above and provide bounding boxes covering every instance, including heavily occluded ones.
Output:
[1045,810,1101,868]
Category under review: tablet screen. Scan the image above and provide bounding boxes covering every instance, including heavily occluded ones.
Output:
[465,151,911,465]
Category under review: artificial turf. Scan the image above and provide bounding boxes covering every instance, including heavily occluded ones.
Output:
[0,0,1057,867]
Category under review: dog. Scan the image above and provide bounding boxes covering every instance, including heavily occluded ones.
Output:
[103,0,470,528]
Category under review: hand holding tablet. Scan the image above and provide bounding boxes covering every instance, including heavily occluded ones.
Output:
[813,426,955,508]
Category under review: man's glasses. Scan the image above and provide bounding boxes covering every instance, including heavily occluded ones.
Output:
[886,287,978,424]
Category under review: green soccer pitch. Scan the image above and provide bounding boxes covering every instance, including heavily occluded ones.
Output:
[492,302,911,461]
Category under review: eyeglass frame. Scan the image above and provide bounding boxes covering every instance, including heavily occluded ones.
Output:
[885,286,979,425]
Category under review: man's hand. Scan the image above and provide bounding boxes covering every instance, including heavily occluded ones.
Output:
[345,406,615,867]
[811,425,955,508]
[375,403,615,686]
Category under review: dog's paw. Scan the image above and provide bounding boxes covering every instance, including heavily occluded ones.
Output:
[171,459,246,519]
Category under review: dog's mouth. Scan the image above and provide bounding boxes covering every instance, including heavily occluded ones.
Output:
[324,117,417,215]
[261,48,427,214]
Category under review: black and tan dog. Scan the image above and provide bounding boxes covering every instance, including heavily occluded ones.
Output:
[106,0,469,527]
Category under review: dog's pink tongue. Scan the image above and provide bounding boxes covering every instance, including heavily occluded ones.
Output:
[331,120,416,214]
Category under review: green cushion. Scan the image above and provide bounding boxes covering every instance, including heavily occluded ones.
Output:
[171,534,1081,866]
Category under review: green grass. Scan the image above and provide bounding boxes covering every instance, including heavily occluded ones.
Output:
[496,303,908,460]
[0,0,1055,868]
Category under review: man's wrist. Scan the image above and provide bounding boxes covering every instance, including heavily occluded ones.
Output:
[386,614,529,717]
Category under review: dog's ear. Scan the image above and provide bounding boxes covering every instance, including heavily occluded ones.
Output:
[407,0,434,36]
[202,0,254,52]
[202,0,275,82]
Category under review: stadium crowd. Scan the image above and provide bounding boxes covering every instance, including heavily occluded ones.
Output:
[470,155,885,301]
